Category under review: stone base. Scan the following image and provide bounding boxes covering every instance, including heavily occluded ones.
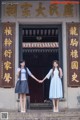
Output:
[0,109,80,120]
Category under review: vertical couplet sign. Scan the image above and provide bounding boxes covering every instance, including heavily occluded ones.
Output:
[67,23,80,87]
[2,22,15,87]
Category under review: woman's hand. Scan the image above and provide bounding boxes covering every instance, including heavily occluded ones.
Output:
[38,80,44,83]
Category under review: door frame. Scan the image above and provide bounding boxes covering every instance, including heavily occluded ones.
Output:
[19,24,64,100]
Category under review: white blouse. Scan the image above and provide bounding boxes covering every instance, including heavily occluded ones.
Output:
[45,68,60,79]
[46,69,53,79]
[17,67,32,81]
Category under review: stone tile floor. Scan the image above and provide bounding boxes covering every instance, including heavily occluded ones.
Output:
[0,109,80,120]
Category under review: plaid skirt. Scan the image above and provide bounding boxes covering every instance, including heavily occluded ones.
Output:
[15,80,29,94]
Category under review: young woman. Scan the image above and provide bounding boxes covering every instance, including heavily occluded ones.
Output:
[40,60,63,112]
[15,60,39,113]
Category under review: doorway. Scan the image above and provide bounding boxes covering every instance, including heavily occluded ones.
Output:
[19,24,63,103]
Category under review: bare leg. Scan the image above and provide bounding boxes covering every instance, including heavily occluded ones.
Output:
[23,94,26,112]
[56,99,59,112]
[54,99,57,112]
[20,94,24,112]
[52,99,56,112]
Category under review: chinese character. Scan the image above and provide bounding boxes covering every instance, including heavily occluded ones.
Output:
[49,4,59,16]
[4,27,12,35]
[4,38,12,46]
[4,73,12,83]
[71,61,78,70]
[70,50,78,58]
[4,50,12,58]
[21,2,32,17]
[72,72,79,83]
[4,61,12,70]
[5,4,17,16]
[63,4,73,17]
[70,38,78,47]
[70,26,78,36]
[36,2,46,16]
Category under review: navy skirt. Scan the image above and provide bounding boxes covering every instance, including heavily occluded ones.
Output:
[15,80,29,94]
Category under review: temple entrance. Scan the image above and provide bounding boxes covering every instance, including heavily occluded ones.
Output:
[19,24,62,103]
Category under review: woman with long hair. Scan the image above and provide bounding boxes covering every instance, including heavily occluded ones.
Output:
[15,60,39,113]
[40,60,63,112]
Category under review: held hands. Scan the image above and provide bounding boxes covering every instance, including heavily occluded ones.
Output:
[37,80,44,83]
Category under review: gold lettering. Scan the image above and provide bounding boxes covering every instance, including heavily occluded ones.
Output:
[70,50,78,58]
[4,38,12,46]
[6,4,17,16]
[4,61,12,70]
[72,72,79,83]
[36,2,46,16]
[49,4,59,16]
[63,4,73,17]
[71,61,78,70]
[4,27,12,36]
[4,50,12,58]
[4,73,12,83]
[70,26,78,36]
[70,38,78,47]
[21,2,32,17]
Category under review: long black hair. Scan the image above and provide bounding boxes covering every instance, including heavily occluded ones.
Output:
[52,60,60,77]
[19,60,26,68]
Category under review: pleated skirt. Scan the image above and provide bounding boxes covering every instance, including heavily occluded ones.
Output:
[15,80,29,94]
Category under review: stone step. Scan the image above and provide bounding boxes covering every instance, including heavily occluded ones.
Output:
[0,110,80,120]
[30,103,52,110]
[17,99,53,110]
